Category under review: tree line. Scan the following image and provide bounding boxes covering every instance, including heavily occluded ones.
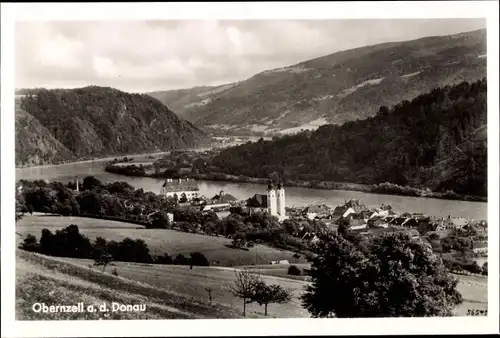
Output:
[18,224,210,267]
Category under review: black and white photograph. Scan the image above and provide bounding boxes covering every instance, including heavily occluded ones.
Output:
[1,1,499,337]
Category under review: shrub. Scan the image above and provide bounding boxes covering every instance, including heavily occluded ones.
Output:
[288,265,302,276]
[18,234,40,252]
[190,252,210,266]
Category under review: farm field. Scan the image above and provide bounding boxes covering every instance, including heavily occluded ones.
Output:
[29,252,311,318]
[452,273,488,316]
[240,264,312,282]
[16,250,243,320]
[16,214,307,266]
[16,215,488,318]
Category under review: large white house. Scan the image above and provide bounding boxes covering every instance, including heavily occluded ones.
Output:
[160,178,199,201]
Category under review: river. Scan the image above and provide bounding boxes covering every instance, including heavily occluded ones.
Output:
[16,153,488,220]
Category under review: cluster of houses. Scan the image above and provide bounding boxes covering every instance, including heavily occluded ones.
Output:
[154,177,487,258]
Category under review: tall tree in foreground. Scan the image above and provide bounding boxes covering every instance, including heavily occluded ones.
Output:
[225,269,262,317]
[251,281,293,316]
[301,233,463,317]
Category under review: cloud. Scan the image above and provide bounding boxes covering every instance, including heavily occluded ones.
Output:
[15,19,486,93]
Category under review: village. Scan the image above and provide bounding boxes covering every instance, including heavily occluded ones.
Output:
[146,176,489,269]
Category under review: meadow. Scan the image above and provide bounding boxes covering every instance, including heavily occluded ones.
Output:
[16,214,487,318]
[17,250,309,319]
[16,214,307,266]
[16,250,243,320]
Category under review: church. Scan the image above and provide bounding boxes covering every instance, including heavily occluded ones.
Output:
[246,182,287,222]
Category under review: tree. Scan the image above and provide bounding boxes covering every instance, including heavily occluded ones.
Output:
[481,262,488,276]
[231,233,247,249]
[337,218,350,238]
[93,252,113,272]
[225,269,262,317]
[18,234,40,252]
[288,265,302,276]
[190,252,210,266]
[251,281,293,316]
[81,176,102,191]
[149,211,171,229]
[301,233,463,317]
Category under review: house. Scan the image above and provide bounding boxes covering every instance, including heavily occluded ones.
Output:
[368,217,386,228]
[350,223,368,231]
[399,229,420,240]
[203,190,238,211]
[401,218,418,228]
[302,204,332,220]
[211,190,238,204]
[390,217,407,226]
[472,241,488,254]
[147,211,174,223]
[161,178,200,201]
[370,209,390,219]
[270,260,290,265]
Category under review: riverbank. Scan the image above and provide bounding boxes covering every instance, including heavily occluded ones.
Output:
[104,164,487,203]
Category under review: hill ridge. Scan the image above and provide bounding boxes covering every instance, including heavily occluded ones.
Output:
[15,86,208,167]
[147,28,486,136]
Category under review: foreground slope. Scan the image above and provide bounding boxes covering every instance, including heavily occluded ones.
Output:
[211,79,487,197]
[16,250,243,319]
[16,249,486,319]
[15,86,208,167]
[148,29,486,135]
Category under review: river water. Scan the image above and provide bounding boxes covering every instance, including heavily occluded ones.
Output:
[16,153,487,220]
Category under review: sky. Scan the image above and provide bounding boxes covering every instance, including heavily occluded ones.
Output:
[15,19,486,93]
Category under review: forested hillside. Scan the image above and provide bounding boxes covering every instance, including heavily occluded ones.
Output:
[16,86,208,166]
[211,79,487,197]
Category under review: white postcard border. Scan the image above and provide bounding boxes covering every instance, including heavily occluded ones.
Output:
[1,1,499,336]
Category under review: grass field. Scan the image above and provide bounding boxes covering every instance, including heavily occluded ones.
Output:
[17,250,310,319]
[16,250,244,320]
[452,273,488,316]
[239,264,312,282]
[16,214,307,266]
[16,214,488,318]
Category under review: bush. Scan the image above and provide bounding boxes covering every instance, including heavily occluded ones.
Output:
[481,262,488,275]
[288,265,302,276]
[18,234,40,252]
[190,252,210,266]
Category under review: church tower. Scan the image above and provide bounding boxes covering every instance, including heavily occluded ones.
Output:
[276,182,286,218]
[267,183,277,216]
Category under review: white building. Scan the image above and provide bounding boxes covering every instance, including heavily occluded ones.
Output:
[160,178,200,201]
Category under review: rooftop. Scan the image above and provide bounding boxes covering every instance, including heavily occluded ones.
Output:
[212,193,238,204]
[162,179,199,192]
[247,194,268,208]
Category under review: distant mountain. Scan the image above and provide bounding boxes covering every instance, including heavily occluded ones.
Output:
[210,79,487,197]
[15,86,208,167]
[148,29,487,136]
